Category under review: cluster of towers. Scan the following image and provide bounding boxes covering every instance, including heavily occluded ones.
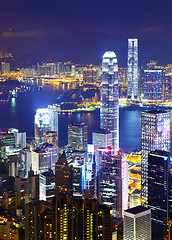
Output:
[101,46,172,239]
[2,41,172,239]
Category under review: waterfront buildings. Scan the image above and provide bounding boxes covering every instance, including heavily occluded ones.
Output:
[0,132,15,147]
[118,67,127,98]
[148,150,172,239]
[34,105,58,146]
[1,62,10,74]
[100,51,119,154]
[68,122,87,151]
[143,70,163,101]
[124,206,151,240]
[141,110,171,205]
[14,131,26,149]
[83,68,97,84]
[127,39,138,100]
[164,73,172,101]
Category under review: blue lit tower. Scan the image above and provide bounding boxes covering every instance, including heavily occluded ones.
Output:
[100,51,119,154]
[127,39,138,100]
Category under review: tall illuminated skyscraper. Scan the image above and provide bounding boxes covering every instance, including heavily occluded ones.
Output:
[141,110,171,206]
[127,39,138,100]
[100,51,119,154]
[34,105,58,146]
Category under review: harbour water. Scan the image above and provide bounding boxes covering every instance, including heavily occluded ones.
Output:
[0,85,142,152]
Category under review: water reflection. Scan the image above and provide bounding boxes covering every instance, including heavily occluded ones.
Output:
[11,98,16,114]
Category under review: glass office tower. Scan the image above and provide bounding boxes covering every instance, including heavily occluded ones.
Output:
[141,110,171,206]
[34,105,58,146]
[143,70,163,101]
[127,39,138,100]
[148,150,172,240]
[100,51,119,154]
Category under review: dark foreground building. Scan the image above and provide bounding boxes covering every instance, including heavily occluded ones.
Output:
[25,195,112,240]
[148,150,172,239]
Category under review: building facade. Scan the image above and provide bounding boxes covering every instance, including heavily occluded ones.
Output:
[100,51,119,154]
[164,73,172,101]
[55,151,73,196]
[148,150,172,239]
[34,105,58,146]
[53,195,112,240]
[83,69,97,84]
[84,144,97,199]
[98,151,128,217]
[127,39,138,100]
[141,110,171,205]
[124,206,151,240]
[68,122,87,151]
[143,70,163,101]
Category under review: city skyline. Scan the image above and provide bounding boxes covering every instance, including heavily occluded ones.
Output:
[0,1,172,239]
[0,1,172,66]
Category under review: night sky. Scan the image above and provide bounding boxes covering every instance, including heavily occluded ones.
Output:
[1,0,172,66]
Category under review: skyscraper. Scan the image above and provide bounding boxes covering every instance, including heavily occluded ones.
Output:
[92,129,112,170]
[53,195,112,240]
[68,122,87,151]
[83,68,97,85]
[34,104,58,146]
[100,51,119,154]
[98,151,128,217]
[84,144,97,199]
[141,110,171,205]
[127,39,138,100]
[124,206,151,240]
[55,151,73,196]
[164,73,172,101]
[143,70,163,101]
[148,150,172,239]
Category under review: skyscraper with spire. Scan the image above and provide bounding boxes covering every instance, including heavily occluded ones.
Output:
[100,51,119,154]
[127,39,138,100]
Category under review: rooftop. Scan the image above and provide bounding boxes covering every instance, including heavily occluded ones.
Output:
[69,121,87,127]
[142,110,168,114]
[93,129,111,134]
[149,150,170,157]
[125,206,149,215]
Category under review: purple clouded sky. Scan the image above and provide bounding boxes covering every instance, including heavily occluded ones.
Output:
[0,0,172,66]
